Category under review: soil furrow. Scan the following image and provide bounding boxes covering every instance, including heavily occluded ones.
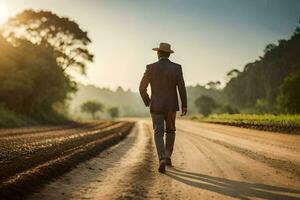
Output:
[0,121,102,138]
[0,122,122,181]
[0,122,134,200]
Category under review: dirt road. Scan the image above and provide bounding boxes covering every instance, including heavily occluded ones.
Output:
[28,119,300,200]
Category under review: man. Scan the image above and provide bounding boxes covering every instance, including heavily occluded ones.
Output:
[139,42,187,173]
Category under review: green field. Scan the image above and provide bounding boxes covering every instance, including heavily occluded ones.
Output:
[191,114,300,134]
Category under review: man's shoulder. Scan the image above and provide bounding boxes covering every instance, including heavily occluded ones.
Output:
[167,60,181,71]
[146,60,181,68]
[169,60,181,68]
[146,61,159,68]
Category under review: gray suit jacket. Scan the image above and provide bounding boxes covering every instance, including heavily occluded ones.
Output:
[139,58,187,113]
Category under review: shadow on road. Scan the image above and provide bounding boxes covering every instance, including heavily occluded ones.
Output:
[166,167,300,200]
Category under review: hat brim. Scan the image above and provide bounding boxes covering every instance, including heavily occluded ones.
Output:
[152,48,174,53]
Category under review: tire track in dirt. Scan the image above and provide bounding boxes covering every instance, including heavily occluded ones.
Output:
[178,120,300,159]
[158,120,300,200]
[115,122,156,200]
[178,128,300,178]
[28,121,156,200]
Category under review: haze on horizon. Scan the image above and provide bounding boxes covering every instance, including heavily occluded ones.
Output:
[1,0,299,91]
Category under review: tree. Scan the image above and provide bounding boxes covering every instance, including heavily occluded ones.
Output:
[81,101,103,119]
[255,99,270,113]
[108,107,119,119]
[195,95,217,116]
[277,71,300,114]
[185,84,222,114]
[116,86,125,93]
[221,105,239,114]
[0,36,76,115]
[264,43,277,54]
[4,9,93,74]
[223,22,300,112]
[205,81,221,90]
[225,69,240,82]
[0,10,93,121]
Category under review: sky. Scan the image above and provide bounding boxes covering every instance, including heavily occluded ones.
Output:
[0,0,299,91]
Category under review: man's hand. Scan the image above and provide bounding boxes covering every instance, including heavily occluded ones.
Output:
[180,107,187,116]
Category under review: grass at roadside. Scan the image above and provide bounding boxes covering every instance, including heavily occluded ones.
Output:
[191,114,300,134]
[0,106,71,128]
[0,106,37,127]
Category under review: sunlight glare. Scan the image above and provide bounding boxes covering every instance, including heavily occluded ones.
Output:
[0,3,9,25]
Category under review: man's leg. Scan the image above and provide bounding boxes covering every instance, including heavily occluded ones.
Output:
[165,112,176,164]
[151,113,166,162]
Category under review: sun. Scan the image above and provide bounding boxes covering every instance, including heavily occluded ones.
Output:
[0,3,9,25]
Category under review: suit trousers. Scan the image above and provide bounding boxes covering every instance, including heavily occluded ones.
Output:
[151,111,176,161]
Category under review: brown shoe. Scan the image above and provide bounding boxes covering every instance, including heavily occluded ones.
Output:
[165,158,172,166]
[158,160,166,173]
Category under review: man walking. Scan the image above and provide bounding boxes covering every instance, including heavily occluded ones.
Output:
[139,42,187,173]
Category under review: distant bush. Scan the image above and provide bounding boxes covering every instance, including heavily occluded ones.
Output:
[108,107,119,119]
[195,95,217,116]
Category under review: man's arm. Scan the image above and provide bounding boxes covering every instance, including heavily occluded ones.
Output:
[177,65,187,116]
[139,65,151,107]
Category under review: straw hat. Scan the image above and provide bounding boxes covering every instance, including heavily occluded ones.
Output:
[152,42,174,53]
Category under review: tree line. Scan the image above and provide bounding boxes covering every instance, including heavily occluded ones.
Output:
[0,10,93,124]
[81,101,119,119]
[69,84,149,118]
[195,22,300,116]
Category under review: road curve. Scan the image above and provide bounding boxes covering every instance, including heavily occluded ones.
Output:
[28,119,300,200]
